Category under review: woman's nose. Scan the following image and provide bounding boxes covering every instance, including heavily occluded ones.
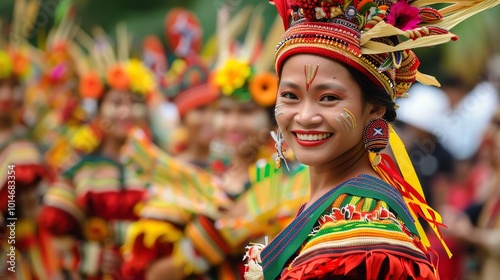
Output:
[294,101,322,127]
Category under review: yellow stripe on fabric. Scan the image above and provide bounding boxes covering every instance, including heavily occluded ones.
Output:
[362,198,374,212]
[387,124,451,257]
[300,236,421,257]
[303,225,415,251]
[349,196,362,208]
[185,221,225,265]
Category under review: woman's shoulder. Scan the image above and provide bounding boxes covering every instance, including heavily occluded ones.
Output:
[282,177,436,279]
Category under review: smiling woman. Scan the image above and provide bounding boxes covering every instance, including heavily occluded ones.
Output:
[243,0,500,279]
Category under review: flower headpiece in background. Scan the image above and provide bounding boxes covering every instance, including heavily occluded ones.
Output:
[212,58,278,107]
[0,49,31,81]
[272,0,499,99]
[76,24,157,100]
[0,0,39,82]
[210,5,284,108]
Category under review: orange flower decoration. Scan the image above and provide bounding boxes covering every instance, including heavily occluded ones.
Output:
[12,52,30,78]
[249,72,278,107]
[106,64,130,91]
[79,72,104,99]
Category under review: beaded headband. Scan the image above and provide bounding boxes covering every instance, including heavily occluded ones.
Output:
[272,0,499,100]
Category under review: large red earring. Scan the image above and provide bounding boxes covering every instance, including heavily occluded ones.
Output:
[363,118,389,166]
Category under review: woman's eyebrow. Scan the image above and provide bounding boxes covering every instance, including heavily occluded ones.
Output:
[312,83,347,92]
[279,81,301,90]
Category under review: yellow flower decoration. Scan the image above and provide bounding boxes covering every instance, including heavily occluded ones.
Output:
[214,58,251,95]
[0,51,13,79]
[126,59,157,95]
[70,124,102,154]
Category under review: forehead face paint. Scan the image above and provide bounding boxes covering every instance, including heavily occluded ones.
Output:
[335,108,357,133]
[304,64,319,93]
[275,97,284,118]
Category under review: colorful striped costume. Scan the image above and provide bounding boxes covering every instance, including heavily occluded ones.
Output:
[39,155,148,279]
[258,174,436,280]
[119,129,310,280]
[0,136,53,280]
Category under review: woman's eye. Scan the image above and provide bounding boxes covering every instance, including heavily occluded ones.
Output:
[281,92,298,100]
[320,95,338,102]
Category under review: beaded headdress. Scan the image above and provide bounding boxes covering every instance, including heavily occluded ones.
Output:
[272,0,499,100]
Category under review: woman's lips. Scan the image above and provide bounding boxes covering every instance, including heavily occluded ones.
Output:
[292,130,333,147]
[0,101,13,111]
[225,132,246,145]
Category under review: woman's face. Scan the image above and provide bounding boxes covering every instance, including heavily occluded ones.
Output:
[183,104,215,149]
[276,54,383,167]
[214,96,271,156]
[97,89,147,141]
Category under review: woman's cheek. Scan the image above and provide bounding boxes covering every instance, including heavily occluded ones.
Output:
[246,111,269,133]
[275,97,284,118]
[101,103,117,119]
[131,103,147,121]
[334,108,357,133]
[213,112,225,133]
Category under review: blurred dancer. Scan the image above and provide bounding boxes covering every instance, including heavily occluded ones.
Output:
[170,61,218,168]
[0,2,55,279]
[38,27,156,280]
[122,7,309,280]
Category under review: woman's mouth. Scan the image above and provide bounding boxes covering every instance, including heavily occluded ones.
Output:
[292,130,333,147]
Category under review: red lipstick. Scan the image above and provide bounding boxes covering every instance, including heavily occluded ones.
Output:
[292,130,332,147]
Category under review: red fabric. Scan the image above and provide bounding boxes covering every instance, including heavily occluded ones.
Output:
[121,232,174,280]
[429,234,464,280]
[10,163,46,186]
[79,190,146,220]
[282,251,437,279]
[174,83,219,117]
[0,163,46,212]
[38,206,82,237]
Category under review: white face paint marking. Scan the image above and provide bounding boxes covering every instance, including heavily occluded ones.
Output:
[275,97,284,117]
[335,108,357,133]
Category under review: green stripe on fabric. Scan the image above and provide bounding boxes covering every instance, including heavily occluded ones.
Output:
[314,220,403,236]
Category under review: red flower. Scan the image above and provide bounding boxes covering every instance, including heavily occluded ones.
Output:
[386,0,422,31]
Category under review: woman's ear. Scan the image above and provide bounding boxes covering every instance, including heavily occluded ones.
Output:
[368,103,386,119]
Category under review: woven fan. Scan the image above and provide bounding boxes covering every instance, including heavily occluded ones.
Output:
[120,128,232,219]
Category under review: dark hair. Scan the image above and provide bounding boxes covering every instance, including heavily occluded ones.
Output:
[344,65,397,122]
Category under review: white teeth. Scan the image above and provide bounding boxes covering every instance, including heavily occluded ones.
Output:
[296,133,331,141]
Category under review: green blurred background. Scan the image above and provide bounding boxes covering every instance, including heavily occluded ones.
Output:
[1,0,499,84]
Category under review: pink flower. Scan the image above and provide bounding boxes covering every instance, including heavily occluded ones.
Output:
[386,0,422,31]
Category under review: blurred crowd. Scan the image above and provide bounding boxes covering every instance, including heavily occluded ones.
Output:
[395,55,500,279]
[0,1,499,280]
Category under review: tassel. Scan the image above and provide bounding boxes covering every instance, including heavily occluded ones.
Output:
[369,124,451,258]
[243,237,267,280]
